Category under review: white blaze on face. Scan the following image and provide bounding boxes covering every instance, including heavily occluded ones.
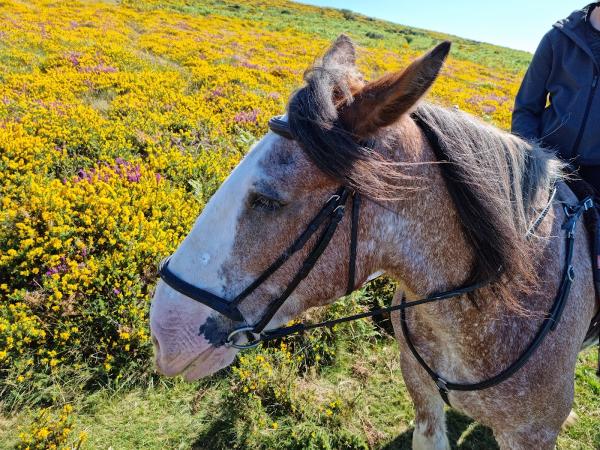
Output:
[150,132,280,379]
[168,132,279,294]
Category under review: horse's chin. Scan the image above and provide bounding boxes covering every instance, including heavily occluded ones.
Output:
[179,346,237,381]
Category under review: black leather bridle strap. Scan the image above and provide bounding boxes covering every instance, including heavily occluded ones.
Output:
[346,192,360,296]
[231,187,348,306]
[251,189,351,333]
[268,116,295,139]
[159,257,245,322]
[158,186,351,324]
[258,277,490,342]
[159,114,362,341]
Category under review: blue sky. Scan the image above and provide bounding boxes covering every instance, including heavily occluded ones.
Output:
[297,1,588,52]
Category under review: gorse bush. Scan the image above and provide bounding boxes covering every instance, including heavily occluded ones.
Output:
[1,0,521,411]
[1,160,198,403]
[17,404,87,450]
[207,294,379,450]
[2,1,599,449]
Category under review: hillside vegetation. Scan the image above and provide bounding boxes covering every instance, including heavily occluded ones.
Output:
[0,0,598,449]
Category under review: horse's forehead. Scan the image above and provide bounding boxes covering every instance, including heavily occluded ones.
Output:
[245,136,314,191]
[258,135,302,171]
[229,132,282,186]
[226,131,320,198]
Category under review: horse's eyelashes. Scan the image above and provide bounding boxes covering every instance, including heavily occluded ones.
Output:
[249,193,285,212]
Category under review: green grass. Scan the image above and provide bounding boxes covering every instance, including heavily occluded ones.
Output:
[3,334,597,449]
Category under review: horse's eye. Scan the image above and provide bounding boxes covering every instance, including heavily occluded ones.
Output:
[250,193,284,212]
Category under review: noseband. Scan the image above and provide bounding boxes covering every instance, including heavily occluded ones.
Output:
[159,115,361,346]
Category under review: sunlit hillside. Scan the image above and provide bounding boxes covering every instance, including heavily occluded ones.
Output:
[0,0,598,448]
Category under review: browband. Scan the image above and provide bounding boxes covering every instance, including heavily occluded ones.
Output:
[268,115,295,140]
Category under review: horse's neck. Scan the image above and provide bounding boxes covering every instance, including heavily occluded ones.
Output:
[370,137,561,377]
[372,133,477,294]
[388,190,559,382]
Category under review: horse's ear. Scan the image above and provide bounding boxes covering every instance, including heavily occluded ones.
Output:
[322,34,357,69]
[341,41,451,138]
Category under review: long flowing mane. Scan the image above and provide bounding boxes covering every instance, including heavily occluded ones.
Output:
[412,104,564,290]
[287,61,564,306]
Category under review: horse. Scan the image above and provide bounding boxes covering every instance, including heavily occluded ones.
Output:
[149,35,598,449]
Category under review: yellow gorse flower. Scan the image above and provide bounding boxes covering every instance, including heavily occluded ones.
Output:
[17,405,85,449]
[1,0,521,400]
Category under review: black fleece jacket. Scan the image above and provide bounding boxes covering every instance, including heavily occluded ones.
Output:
[512,3,600,165]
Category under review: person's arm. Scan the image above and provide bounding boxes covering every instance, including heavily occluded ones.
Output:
[511,31,554,140]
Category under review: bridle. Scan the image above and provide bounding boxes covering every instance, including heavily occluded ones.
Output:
[158,115,486,348]
[159,115,361,347]
[158,113,591,407]
[159,181,360,342]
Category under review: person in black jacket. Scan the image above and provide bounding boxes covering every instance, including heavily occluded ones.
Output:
[512,3,600,192]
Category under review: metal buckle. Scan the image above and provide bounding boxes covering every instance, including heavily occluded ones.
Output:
[584,197,594,211]
[563,205,574,217]
[567,265,576,283]
[435,377,449,393]
[224,326,262,349]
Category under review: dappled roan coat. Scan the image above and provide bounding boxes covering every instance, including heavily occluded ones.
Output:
[150,36,598,450]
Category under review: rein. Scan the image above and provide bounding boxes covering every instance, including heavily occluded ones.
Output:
[401,195,592,405]
[157,113,591,406]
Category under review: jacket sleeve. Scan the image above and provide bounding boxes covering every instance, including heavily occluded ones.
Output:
[511,31,554,140]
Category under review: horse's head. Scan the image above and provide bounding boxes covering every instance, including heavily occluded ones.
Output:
[150,35,450,380]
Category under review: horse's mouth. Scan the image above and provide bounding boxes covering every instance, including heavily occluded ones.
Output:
[153,343,209,378]
[179,352,208,381]
[179,346,236,381]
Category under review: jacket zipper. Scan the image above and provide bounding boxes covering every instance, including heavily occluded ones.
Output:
[572,70,599,157]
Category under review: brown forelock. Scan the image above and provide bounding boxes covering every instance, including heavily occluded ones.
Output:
[287,42,450,201]
[287,65,414,201]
